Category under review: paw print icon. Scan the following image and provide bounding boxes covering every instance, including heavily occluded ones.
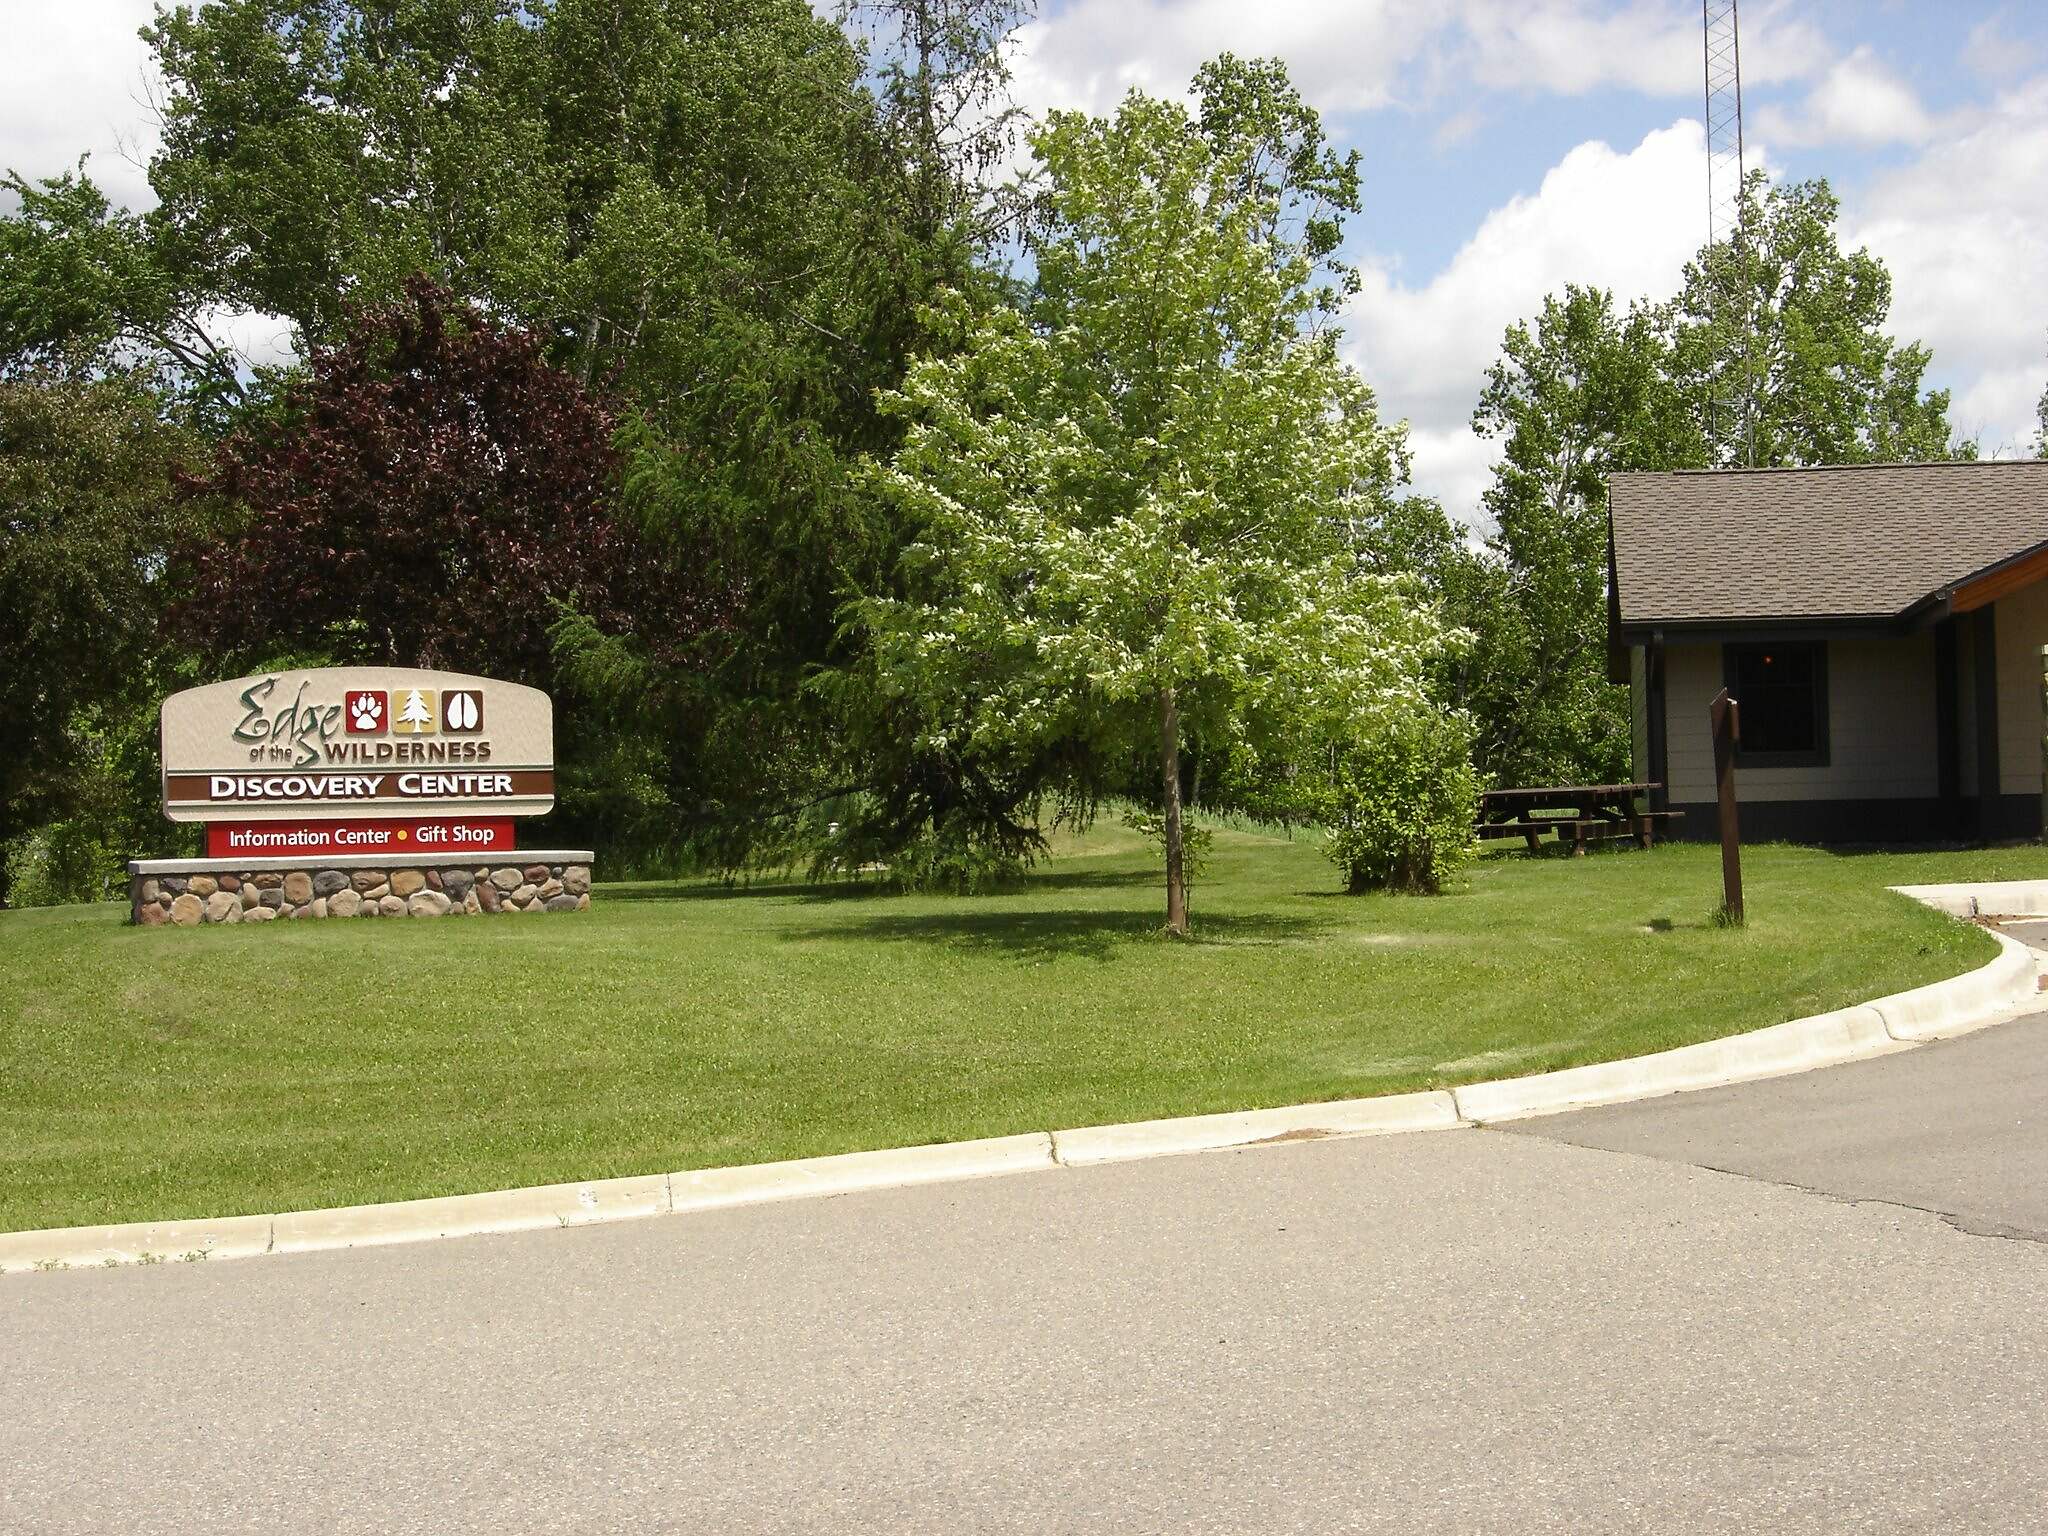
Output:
[345,690,387,734]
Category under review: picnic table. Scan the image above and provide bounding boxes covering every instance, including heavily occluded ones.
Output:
[1476,783,1682,856]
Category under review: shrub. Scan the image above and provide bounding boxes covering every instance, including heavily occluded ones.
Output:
[4,821,120,908]
[796,792,1043,894]
[1321,711,1481,895]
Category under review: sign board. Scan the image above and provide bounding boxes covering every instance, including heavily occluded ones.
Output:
[161,668,554,824]
[205,818,516,859]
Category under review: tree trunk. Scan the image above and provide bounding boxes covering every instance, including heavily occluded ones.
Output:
[577,310,601,386]
[1159,684,1188,937]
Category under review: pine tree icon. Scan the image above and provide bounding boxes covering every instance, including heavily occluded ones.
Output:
[396,688,435,733]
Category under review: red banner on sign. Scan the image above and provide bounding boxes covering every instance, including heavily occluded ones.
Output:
[206,819,515,859]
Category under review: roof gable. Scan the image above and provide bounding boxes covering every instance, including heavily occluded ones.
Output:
[1609,461,2048,629]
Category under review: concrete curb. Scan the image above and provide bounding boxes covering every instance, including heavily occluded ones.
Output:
[270,1173,672,1255]
[0,1212,275,1272]
[1052,1091,1462,1166]
[1449,1003,1902,1124]
[1867,924,2039,1042]
[673,1134,1057,1213]
[1889,879,2048,920]
[4,880,2038,1275]
[1453,895,2042,1123]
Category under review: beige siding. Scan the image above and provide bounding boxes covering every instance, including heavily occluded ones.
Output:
[1663,635,1939,802]
[1994,582,2048,795]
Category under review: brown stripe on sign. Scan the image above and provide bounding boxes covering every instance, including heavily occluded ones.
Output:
[165,770,555,803]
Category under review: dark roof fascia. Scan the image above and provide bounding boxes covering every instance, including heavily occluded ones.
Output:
[1616,615,1903,646]
[1894,590,1954,630]
[1605,515,1628,685]
[1926,531,2048,610]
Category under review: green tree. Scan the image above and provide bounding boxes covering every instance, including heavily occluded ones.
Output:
[1318,709,1481,895]
[840,0,1037,246]
[0,167,242,411]
[141,0,975,860]
[1466,286,1698,784]
[1454,177,1969,789]
[1665,173,1969,467]
[0,371,212,902]
[144,0,556,351]
[845,60,1451,933]
[143,0,934,389]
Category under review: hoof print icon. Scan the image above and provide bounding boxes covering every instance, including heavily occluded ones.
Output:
[444,689,483,733]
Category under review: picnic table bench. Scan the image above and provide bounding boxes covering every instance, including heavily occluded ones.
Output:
[1476,783,1683,855]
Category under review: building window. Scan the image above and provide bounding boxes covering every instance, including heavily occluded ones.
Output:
[1722,641,1829,767]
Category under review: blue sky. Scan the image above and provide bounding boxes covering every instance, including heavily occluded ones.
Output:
[8,1,2048,519]
[1011,0,2048,513]
[1350,2,2037,273]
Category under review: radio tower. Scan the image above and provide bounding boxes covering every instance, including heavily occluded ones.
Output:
[1701,1,1745,253]
[1701,0,1755,465]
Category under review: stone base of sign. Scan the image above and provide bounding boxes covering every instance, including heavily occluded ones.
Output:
[126,851,595,925]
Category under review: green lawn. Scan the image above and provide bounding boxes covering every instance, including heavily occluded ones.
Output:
[2,827,2042,1232]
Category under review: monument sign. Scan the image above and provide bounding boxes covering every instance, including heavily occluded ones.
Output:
[131,668,591,926]
[160,667,556,821]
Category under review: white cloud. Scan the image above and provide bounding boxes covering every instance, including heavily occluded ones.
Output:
[0,1,160,212]
[1431,109,1486,151]
[1951,366,2044,459]
[1012,0,1439,119]
[1451,0,1826,100]
[200,306,301,375]
[1752,45,1933,148]
[1012,0,1827,123]
[1962,12,2041,85]
[1348,121,1707,520]
[1848,74,2048,456]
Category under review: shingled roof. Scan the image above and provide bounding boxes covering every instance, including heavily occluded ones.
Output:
[1608,460,2048,629]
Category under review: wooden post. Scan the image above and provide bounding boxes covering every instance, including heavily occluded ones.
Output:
[1709,688,1743,924]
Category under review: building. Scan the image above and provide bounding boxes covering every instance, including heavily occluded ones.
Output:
[1607,461,2048,843]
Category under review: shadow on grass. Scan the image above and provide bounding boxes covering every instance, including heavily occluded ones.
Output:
[603,878,847,904]
[1811,839,1996,858]
[604,865,1159,906]
[785,906,1329,961]
[1295,885,1481,902]
[1481,839,1659,862]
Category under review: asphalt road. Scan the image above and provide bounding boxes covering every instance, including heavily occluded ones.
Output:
[4,1016,2046,1535]
[1510,1007,2048,1243]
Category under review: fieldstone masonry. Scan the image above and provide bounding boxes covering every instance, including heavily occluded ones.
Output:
[131,858,593,925]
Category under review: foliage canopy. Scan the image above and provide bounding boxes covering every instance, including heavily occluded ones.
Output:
[0,371,214,900]
[1443,174,1970,789]
[844,59,1455,929]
